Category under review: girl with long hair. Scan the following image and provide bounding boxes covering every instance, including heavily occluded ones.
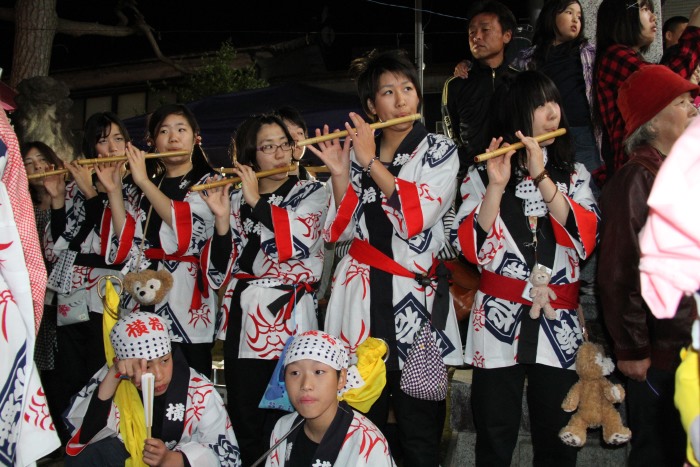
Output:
[511,0,602,187]
[452,70,600,465]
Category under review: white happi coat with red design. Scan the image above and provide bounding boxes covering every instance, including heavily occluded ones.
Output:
[45,183,128,321]
[323,130,463,368]
[265,409,395,467]
[64,365,241,466]
[452,162,599,369]
[105,183,217,344]
[201,179,328,359]
[0,128,61,464]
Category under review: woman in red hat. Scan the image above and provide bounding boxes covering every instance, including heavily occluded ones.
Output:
[598,64,699,466]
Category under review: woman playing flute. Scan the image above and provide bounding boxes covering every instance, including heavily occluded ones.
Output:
[308,50,462,467]
[40,112,131,443]
[99,104,218,378]
[197,114,328,465]
[451,70,599,466]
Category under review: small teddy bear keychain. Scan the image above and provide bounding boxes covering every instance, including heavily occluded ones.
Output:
[529,264,558,320]
[524,215,558,320]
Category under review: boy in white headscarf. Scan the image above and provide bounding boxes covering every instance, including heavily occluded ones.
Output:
[63,312,241,466]
[264,330,395,467]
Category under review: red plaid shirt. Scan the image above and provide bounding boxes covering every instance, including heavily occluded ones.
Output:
[596,26,700,172]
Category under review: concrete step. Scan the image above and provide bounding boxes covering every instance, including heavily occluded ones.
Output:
[444,369,629,466]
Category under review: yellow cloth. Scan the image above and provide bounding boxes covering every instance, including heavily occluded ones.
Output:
[102,280,147,467]
[675,347,700,467]
[341,338,387,413]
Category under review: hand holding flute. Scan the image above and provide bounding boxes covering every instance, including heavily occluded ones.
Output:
[474,128,567,163]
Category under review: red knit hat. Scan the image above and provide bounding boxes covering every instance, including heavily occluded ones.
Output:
[618,65,699,140]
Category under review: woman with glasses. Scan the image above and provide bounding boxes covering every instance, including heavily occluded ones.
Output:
[199,114,329,465]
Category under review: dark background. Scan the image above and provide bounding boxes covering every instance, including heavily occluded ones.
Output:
[0,1,531,76]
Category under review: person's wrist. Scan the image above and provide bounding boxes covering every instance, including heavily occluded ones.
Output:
[532,169,549,187]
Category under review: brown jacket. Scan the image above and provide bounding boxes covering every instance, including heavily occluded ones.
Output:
[598,145,696,372]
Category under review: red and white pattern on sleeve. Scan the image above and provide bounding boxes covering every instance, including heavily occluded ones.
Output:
[0,112,46,333]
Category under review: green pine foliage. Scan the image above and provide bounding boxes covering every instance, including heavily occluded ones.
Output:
[173,41,268,102]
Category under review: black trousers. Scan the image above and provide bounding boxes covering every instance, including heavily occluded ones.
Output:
[365,370,446,467]
[626,366,686,467]
[471,364,579,467]
[224,349,285,467]
[55,312,106,430]
[175,341,213,378]
[63,436,129,467]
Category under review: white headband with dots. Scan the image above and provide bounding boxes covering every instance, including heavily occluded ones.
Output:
[284,331,349,370]
[110,312,171,360]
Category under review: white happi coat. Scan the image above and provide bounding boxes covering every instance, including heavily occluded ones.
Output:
[106,179,217,344]
[0,127,61,464]
[45,183,128,321]
[324,129,462,368]
[64,364,241,466]
[266,409,395,467]
[452,162,599,369]
[201,178,328,359]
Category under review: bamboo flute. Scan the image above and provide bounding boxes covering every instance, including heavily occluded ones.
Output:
[295,113,421,147]
[75,149,191,165]
[473,128,567,163]
[190,164,297,192]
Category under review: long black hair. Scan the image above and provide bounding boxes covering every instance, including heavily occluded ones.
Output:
[233,114,295,172]
[591,0,655,131]
[530,0,587,69]
[487,70,575,184]
[145,104,211,183]
[595,0,655,56]
[81,112,131,159]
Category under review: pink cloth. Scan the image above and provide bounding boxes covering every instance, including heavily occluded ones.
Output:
[0,110,46,332]
[639,117,700,318]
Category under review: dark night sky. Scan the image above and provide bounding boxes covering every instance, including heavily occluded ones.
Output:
[1,0,531,77]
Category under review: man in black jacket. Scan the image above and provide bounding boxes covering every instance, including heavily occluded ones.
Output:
[442,0,516,178]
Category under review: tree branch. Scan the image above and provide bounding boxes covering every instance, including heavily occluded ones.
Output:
[56,17,136,37]
[129,14,190,74]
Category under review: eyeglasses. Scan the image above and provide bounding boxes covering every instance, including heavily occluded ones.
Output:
[256,142,294,154]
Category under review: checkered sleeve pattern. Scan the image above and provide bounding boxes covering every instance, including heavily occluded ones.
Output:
[0,111,47,334]
[596,45,646,172]
[663,26,700,79]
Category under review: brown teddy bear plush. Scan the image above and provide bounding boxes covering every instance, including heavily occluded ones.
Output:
[123,269,173,306]
[559,341,632,447]
[528,264,557,320]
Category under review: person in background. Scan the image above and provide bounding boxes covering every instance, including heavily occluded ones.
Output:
[274,106,321,179]
[598,65,698,467]
[593,0,700,175]
[442,0,517,178]
[662,15,689,50]
[510,0,602,190]
[199,114,328,466]
[22,141,67,446]
[452,70,599,466]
